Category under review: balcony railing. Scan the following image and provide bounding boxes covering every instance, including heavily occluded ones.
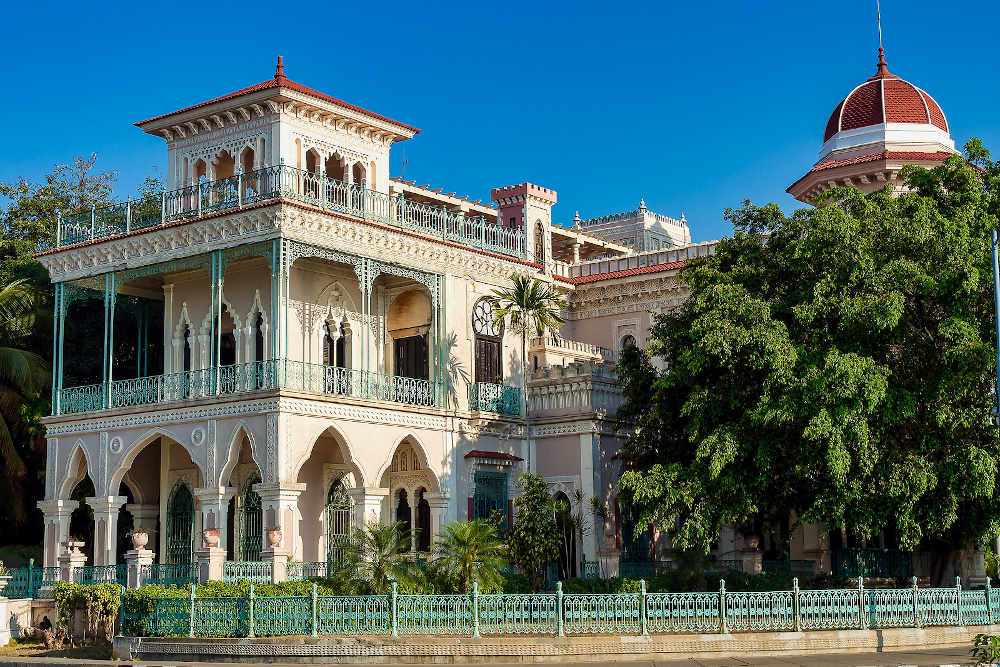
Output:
[56,359,442,415]
[529,336,615,362]
[56,165,526,259]
[468,382,521,415]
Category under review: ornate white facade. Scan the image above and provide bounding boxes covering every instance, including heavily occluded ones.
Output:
[35,59,705,578]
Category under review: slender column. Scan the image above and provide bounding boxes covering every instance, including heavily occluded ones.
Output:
[86,495,127,566]
[210,251,219,393]
[163,284,174,374]
[37,499,78,569]
[409,491,417,554]
[102,274,110,407]
[270,239,279,361]
[348,488,388,529]
[424,492,449,548]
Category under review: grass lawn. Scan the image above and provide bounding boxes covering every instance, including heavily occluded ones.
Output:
[0,638,111,660]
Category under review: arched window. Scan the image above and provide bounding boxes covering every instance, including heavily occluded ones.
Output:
[535,221,546,265]
[473,298,502,384]
[326,478,353,564]
[254,314,265,362]
[219,305,236,367]
[182,328,192,371]
[416,488,431,553]
[166,483,194,564]
[239,474,262,561]
[620,334,636,350]
[323,320,347,368]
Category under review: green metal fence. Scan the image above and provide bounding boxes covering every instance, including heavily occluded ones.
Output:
[120,576,1000,638]
[0,561,59,599]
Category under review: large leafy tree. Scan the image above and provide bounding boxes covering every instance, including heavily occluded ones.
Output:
[618,141,1000,562]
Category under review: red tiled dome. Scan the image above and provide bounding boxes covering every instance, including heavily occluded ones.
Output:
[823,48,948,143]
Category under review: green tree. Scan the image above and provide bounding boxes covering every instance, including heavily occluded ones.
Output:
[617,141,1000,570]
[487,274,565,409]
[332,520,420,594]
[0,279,48,521]
[506,473,561,591]
[433,519,506,593]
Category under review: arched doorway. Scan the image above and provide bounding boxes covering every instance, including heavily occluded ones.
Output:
[69,477,96,564]
[239,474,263,561]
[416,488,431,553]
[325,478,352,564]
[166,483,194,564]
[395,489,411,536]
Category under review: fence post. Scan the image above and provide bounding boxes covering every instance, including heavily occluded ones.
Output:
[27,559,34,599]
[472,581,480,638]
[125,197,131,233]
[857,577,866,630]
[556,581,564,637]
[987,576,993,625]
[119,584,126,635]
[248,584,256,638]
[640,579,648,637]
[956,576,963,626]
[793,577,801,632]
[391,581,398,637]
[161,189,167,225]
[913,576,921,628]
[188,584,195,638]
[719,579,727,633]
[237,169,244,207]
[90,204,96,240]
[320,173,327,210]
[311,583,318,637]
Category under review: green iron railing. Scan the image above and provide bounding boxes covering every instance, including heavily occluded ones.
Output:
[57,359,443,415]
[56,164,526,259]
[468,382,521,415]
[74,564,127,587]
[139,563,198,587]
[619,560,673,579]
[121,576,1000,639]
[0,560,56,599]
[222,560,272,584]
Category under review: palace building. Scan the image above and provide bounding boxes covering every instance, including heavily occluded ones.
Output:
[34,48,968,585]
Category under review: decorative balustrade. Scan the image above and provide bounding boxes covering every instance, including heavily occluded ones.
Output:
[286,561,329,581]
[529,336,614,362]
[56,165,525,259]
[468,382,521,415]
[117,576,1000,639]
[56,359,442,415]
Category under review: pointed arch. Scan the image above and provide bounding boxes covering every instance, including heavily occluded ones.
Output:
[218,421,264,489]
[374,433,440,493]
[58,440,95,500]
[289,422,364,487]
[109,427,201,495]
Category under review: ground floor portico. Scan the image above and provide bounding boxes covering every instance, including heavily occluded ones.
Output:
[37,393,529,574]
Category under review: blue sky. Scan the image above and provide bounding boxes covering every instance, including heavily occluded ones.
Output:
[2,0,996,243]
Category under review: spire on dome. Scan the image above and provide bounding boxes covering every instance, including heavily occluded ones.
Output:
[639,198,647,213]
[275,55,285,80]
[875,46,890,77]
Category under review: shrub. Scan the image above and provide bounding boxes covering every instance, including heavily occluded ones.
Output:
[53,581,121,644]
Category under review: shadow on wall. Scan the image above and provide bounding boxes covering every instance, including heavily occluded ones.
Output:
[442,331,468,411]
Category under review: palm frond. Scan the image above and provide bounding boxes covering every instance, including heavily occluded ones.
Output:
[0,347,48,395]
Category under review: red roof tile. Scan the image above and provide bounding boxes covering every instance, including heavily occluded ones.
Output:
[558,260,687,285]
[822,50,948,142]
[808,150,954,174]
[135,66,419,134]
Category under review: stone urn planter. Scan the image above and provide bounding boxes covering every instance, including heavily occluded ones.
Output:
[129,530,149,550]
[266,528,282,549]
[64,539,85,555]
[202,529,220,548]
[743,535,760,551]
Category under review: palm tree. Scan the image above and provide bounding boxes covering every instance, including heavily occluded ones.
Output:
[332,520,420,594]
[0,279,46,521]
[487,275,565,416]
[433,519,507,593]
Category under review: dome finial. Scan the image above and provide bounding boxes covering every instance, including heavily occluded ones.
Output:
[875,46,889,77]
[275,55,285,80]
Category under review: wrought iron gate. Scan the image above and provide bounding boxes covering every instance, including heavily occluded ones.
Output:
[472,471,508,525]
[166,483,194,564]
[325,478,352,565]
[239,474,263,561]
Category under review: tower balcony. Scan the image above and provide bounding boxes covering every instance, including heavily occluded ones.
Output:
[55,164,526,261]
